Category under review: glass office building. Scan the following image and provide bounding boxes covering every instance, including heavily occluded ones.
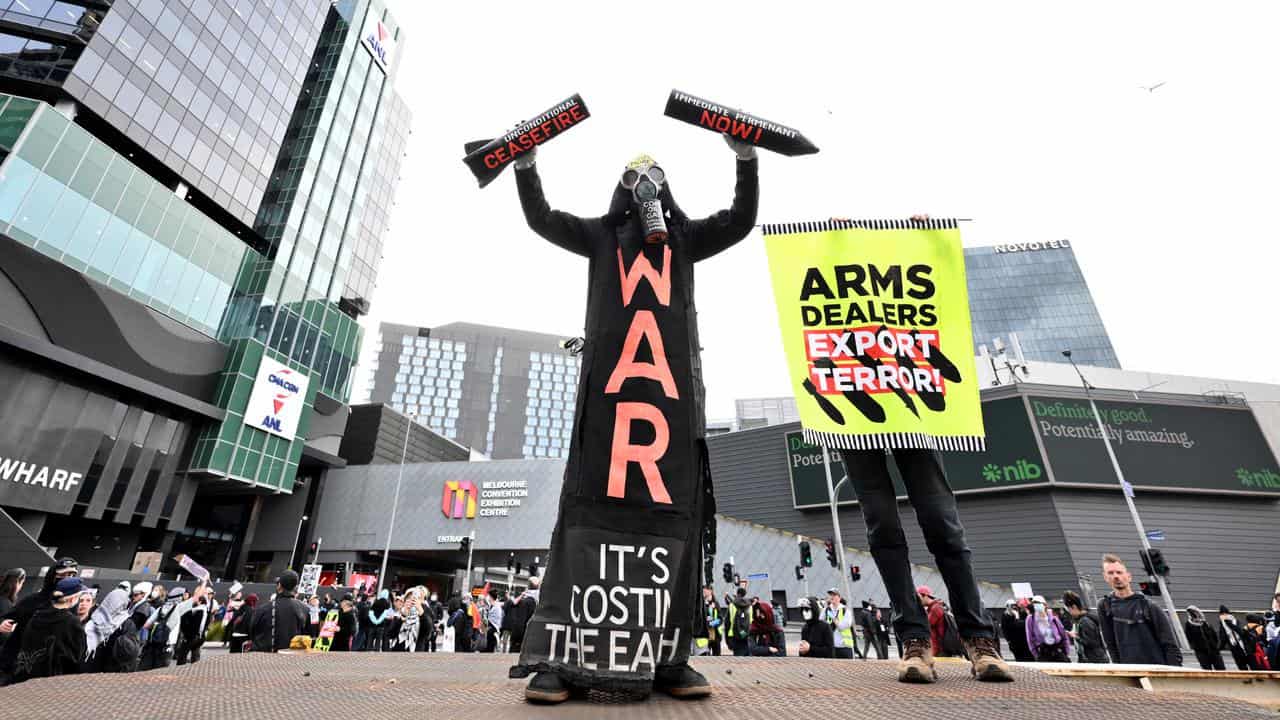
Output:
[368,322,581,460]
[0,0,409,577]
[964,242,1120,369]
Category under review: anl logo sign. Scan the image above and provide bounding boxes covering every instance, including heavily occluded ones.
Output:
[243,357,310,440]
[360,9,394,73]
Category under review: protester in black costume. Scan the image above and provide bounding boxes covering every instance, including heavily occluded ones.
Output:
[509,137,758,703]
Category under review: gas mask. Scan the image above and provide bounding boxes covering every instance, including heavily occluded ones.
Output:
[801,608,813,621]
[620,155,668,244]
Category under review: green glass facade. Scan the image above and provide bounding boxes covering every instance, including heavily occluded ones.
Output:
[186,0,406,492]
[0,94,257,338]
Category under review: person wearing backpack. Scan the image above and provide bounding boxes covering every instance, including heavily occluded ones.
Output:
[1097,554,1181,666]
[917,586,966,658]
[140,585,200,670]
[175,592,213,665]
[723,588,753,656]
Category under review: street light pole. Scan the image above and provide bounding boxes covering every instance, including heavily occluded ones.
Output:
[289,514,309,571]
[464,529,476,593]
[1063,350,1189,650]
[379,411,414,593]
[821,446,854,605]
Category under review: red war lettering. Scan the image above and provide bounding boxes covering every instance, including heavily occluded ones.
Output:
[753,127,762,143]
[607,402,672,504]
[715,115,731,133]
[617,246,672,307]
[569,105,585,122]
[729,119,753,140]
[605,310,679,399]
[483,153,500,169]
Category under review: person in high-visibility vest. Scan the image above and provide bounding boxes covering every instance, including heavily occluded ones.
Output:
[694,585,723,656]
[825,589,856,659]
[725,588,754,656]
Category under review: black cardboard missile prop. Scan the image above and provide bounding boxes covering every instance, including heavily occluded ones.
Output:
[663,89,819,156]
[462,94,590,188]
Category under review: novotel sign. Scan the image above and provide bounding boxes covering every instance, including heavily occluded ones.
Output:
[993,239,1071,254]
[360,8,394,73]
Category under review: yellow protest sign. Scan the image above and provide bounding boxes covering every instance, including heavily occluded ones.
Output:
[761,219,984,451]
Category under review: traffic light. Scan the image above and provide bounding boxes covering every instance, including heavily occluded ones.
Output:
[850,565,861,582]
[824,540,838,568]
[1139,548,1169,576]
[799,541,813,568]
[308,542,317,554]
[507,552,516,571]
[530,556,540,577]
[1149,549,1169,576]
[514,562,523,575]
[1138,580,1161,596]
[722,562,734,584]
[459,536,471,554]
[795,565,805,581]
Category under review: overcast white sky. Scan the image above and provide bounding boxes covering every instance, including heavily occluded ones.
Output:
[357,1,1280,418]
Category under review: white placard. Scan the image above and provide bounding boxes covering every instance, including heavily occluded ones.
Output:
[299,564,322,597]
[1011,582,1035,599]
[243,357,310,440]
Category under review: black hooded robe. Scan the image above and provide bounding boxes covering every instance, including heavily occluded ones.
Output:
[510,157,758,692]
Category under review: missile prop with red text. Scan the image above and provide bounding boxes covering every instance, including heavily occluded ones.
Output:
[462,94,591,188]
[663,89,819,156]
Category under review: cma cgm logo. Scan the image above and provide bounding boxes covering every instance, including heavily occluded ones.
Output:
[262,369,299,433]
[442,480,478,519]
[364,19,391,69]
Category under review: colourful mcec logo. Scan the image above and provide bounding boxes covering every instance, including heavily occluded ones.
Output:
[442,480,478,519]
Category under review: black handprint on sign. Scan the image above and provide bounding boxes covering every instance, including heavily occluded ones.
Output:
[811,357,887,423]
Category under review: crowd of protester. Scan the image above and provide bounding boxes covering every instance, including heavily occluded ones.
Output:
[1,552,1276,686]
[0,560,546,685]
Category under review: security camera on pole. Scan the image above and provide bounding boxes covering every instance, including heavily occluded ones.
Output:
[1062,349,1190,651]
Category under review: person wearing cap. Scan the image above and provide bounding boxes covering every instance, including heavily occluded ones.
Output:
[824,589,857,659]
[9,576,88,683]
[0,558,77,685]
[915,586,949,658]
[127,581,154,630]
[250,569,309,652]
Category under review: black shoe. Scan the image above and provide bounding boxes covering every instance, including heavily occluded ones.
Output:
[654,663,712,699]
[525,672,570,704]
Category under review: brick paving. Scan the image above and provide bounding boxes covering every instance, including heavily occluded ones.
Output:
[0,654,1268,719]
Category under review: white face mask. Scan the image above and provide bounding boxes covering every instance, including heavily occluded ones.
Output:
[1033,602,1046,614]
[801,609,813,621]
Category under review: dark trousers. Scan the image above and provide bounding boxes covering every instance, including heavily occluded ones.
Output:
[1193,650,1225,670]
[138,646,172,671]
[839,448,994,644]
[833,646,854,660]
[174,637,202,665]
[730,638,750,656]
[861,632,883,659]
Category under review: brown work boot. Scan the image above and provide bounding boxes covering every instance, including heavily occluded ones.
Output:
[897,638,937,684]
[962,636,1015,682]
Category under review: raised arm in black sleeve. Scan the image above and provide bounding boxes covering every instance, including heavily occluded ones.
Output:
[514,164,591,258]
[686,157,759,263]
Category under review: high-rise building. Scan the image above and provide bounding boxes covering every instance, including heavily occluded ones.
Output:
[964,240,1119,368]
[735,397,799,430]
[0,0,409,577]
[367,322,582,460]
